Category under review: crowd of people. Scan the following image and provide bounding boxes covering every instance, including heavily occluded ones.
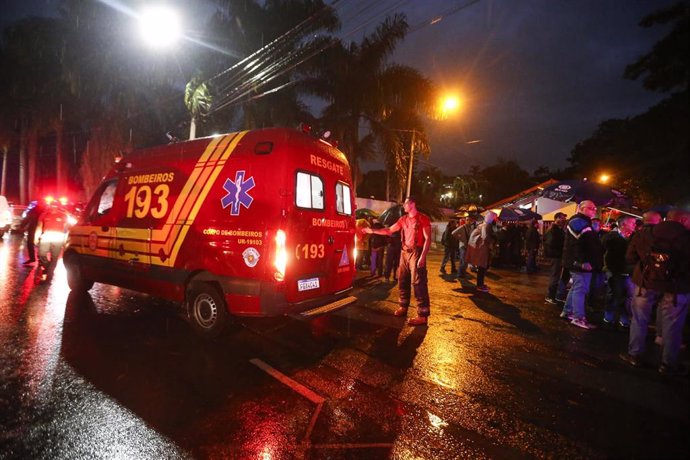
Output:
[362,197,689,376]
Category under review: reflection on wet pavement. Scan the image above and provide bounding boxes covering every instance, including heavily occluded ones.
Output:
[1,235,688,459]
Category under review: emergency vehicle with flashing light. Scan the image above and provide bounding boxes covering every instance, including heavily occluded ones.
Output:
[64,127,357,337]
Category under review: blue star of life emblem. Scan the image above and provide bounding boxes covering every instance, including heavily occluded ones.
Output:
[221,170,255,215]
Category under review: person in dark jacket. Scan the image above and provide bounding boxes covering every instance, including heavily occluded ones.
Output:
[587,218,606,310]
[525,218,541,273]
[601,215,636,327]
[452,217,476,277]
[560,200,602,329]
[440,220,459,274]
[369,219,387,277]
[544,212,567,303]
[383,230,401,283]
[621,209,690,375]
[20,201,42,265]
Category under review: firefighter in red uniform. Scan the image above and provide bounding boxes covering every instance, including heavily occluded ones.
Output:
[364,197,432,326]
[36,204,70,280]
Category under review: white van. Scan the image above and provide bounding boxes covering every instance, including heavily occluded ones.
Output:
[0,196,12,238]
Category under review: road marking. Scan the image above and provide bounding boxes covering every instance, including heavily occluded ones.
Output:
[249,358,325,404]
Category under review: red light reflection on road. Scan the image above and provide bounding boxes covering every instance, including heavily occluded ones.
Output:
[23,260,69,404]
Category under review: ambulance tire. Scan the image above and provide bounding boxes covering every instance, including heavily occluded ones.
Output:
[64,254,94,292]
[187,282,228,338]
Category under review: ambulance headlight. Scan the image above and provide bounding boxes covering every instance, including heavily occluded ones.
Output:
[67,215,78,226]
[274,229,287,282]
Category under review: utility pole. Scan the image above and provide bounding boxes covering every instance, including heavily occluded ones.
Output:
[56,103,64,195]
[1,147,7,196]
[405,129,416,199]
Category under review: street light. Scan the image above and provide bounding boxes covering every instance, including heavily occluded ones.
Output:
[139,5,181,49]
[398,95,461,198]
[438,95,461,120]
[598,173,611,184]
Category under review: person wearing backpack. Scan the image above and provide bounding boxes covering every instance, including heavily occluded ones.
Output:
[621,209,690,376]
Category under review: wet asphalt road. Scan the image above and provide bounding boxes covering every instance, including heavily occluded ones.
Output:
[0,233,688,459]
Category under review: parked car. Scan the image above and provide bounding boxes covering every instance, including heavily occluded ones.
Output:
[0,196,12,238]
[10,204,27,234]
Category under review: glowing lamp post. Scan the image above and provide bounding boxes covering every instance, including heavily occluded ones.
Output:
[400,94,461,198]
[438,95,460,120]
[139,5,181,49]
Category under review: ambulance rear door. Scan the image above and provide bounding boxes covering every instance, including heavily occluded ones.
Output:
[285,168,355,304]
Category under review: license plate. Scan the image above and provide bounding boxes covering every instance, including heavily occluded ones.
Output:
[298,277,320,292]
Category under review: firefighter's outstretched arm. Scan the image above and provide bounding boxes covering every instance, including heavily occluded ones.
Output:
[364,221,399,236]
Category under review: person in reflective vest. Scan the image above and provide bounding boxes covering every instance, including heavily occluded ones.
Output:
[36,205,70,279]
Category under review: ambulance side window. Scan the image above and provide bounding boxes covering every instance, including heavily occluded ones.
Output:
[335,182,352,215]
[86,180,118,221]
[295,171,324,210]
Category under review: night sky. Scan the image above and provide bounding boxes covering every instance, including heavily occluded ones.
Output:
[1,0,678,175]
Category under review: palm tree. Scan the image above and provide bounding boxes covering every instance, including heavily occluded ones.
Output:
[200,0,339,132]
[304,14,435,194]
[185,70,212,139]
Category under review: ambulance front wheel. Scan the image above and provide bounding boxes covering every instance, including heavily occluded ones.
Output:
[186,282,228,338]
[64,254,94,292]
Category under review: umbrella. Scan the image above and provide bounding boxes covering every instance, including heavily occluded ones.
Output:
[541,179,630,207]
[379,204,405,226]
[498,207,542,222]
[456,203,485,214]
[355,208,379,220]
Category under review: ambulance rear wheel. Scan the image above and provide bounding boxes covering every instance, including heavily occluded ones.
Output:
[64,254,94,292]
[187,282,228,338]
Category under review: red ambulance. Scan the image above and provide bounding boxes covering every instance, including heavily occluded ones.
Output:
[64,127,357,336]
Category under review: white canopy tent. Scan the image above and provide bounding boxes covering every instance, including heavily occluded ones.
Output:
[535,197,577,221]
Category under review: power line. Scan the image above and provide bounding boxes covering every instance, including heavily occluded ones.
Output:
[206,0,482,114]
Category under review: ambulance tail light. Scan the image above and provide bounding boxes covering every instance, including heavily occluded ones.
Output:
[274,229,287,282]
[353,235,358,263]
